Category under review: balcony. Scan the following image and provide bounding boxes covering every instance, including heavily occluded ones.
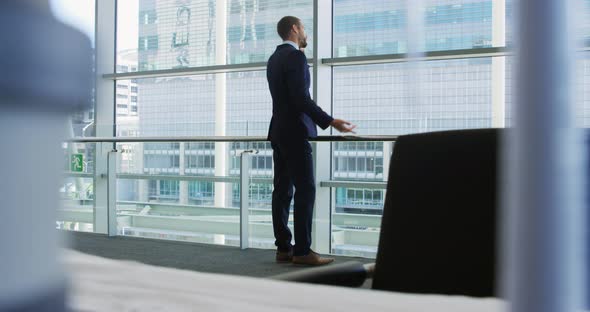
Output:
[59,135,396,258]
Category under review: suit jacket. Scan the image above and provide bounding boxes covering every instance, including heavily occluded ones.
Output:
[266,44,333,142]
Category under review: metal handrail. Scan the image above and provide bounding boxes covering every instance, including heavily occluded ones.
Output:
[116,173,273,184]
[66,135,397,143]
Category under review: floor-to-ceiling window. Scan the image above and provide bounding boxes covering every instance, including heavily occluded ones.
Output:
[59,0,590,258]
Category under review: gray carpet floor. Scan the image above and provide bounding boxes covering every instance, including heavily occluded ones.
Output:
[63,231,374,279]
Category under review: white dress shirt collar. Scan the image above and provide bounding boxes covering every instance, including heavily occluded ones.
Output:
[283,40,299,50]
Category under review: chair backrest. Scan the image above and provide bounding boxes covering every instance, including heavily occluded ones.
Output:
[372,129,498,297]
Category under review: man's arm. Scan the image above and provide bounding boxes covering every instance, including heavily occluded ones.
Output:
[285,50,333,129]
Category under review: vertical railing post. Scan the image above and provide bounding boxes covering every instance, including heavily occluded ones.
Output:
[94,0,116,234]
[240,150,254,250]
[94,142,109,234]
[107,148,118,236]
[312,0,334,255]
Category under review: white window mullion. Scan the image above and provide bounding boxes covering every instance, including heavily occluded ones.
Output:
[312,0,333,254]
[94,0,117,235]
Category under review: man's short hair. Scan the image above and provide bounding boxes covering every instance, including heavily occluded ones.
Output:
[277,16,301,40]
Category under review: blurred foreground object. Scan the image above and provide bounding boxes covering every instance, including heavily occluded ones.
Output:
[502,0,586,312]
[0,1,92,311]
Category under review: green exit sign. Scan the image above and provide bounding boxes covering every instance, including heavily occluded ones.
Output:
[70,154,84,172]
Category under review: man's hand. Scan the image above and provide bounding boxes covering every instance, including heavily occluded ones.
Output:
[330,119,357,134]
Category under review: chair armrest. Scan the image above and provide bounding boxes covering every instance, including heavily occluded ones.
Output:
[272,261,374,287]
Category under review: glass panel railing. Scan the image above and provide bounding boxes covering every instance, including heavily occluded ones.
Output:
[115,181,242,245]
[58,142,95,232]
[115,141,239,245]
[330,141,393,258]
[61,136,396,258]
[236,142,280,249]
[113,141,280,249]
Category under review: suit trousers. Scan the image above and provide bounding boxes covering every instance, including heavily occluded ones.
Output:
[271,139,315,256]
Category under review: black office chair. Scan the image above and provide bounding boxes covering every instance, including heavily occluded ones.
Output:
[274,129,499,297]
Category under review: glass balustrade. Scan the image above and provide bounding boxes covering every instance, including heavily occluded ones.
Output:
[59,137,395,258]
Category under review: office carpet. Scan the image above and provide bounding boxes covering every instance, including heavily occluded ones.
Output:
[63,231,374,281]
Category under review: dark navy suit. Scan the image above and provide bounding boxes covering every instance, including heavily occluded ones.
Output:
[267,43,333,256]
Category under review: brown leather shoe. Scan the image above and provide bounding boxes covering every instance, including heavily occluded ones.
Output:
[276,249,293,262]
[292,250,334,266]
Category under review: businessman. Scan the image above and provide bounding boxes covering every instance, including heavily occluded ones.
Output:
[267,16,356,265]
